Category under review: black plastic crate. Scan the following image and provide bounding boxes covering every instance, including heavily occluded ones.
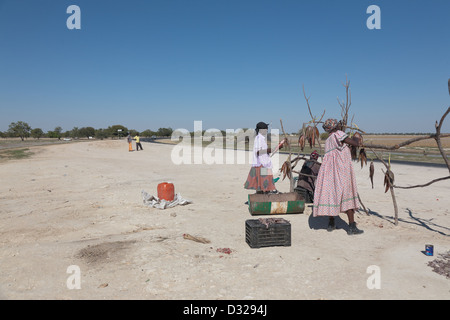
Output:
[245,219,291,248]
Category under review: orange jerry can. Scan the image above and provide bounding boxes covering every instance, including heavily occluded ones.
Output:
[157,182,175,201]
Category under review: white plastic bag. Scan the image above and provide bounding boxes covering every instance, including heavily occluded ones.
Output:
[141,190,192,209]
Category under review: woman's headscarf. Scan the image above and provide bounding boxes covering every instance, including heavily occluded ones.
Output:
[310,150,319,160]
[322,119,338,133]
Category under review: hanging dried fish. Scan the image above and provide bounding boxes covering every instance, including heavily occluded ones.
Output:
[383,172,390,193]
[310,126,319,147]
[280,161,292,181]
[305,126,313,139]
[383,170,395,193]
[298,134,305,151]
[305,126,313,148]
[369,161,374,189]
[358,148,367,168]
[314,126,320,144]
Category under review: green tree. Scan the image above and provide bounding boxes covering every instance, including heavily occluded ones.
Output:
[141,129,156,137]
[8,121,31,141]
[95,128,108,140]
[48,126,63,139]
[107,125,128,139]
[31,128,44,139]
[69,127,80,139]
[156,127,173,137]
[54,126,63,140]
[129,129,139,136]
[79,127,96,138]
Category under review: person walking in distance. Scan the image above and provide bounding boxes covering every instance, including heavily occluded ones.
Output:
[127,133,133,152]
[134,133,143,151]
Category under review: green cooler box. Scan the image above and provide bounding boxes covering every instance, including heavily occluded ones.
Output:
[248,192,305,215]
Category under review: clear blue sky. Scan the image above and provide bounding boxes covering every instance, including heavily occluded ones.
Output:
[0,0,449,134]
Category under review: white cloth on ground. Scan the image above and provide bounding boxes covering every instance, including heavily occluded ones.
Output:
[141,190,192,209]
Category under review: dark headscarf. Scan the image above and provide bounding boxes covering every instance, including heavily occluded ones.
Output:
[255,122,269,134]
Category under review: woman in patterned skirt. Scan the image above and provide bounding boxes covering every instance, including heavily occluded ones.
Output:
[313,119,364,235]
[244,122,277,194]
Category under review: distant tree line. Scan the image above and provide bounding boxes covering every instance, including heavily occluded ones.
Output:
[0,121,173,140]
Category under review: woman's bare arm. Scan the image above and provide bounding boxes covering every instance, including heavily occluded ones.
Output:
[343,136,361,147]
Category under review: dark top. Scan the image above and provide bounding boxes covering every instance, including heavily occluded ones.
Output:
[296,160,321,193]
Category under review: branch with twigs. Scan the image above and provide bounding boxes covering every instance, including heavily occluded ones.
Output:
[364,106,450,189]
[338,77,450,225]
[394,176,450,189]
[279,86,327,192]
[338,75,352,131]
[300,85,325,155]
[303,85,326,128]
[391,106,450,189]
[363,103,449,224]
[434,106,450,171]
[279,119,295,192]
[368,147,399,225]
[364,132,450,151]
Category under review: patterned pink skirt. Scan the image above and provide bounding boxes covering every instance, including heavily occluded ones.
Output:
[313,145,359,216]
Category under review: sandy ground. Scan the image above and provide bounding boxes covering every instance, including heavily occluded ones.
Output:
[0,139,449,300]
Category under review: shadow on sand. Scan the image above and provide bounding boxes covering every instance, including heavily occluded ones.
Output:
[308,214,351,233]
[364,207,450,237]
[307,205,449,237]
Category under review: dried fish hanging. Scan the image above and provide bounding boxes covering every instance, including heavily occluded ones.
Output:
[298,124,321,152]
[383,153,395,193]
[280,160,292,181]
[359,148,367,168]
[369,161,374,189]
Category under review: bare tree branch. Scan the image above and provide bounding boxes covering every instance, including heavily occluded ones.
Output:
[395,176,450,189]
[434,106,450,172]
[369,147,399,225]
[338,75,352,130]
[302,85,325,155]
[280,119,294,192]
[364,132,450,150]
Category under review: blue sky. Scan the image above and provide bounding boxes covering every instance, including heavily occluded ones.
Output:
[0,0,449,134]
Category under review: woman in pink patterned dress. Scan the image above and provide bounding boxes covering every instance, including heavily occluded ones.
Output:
[313,119,364,235]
